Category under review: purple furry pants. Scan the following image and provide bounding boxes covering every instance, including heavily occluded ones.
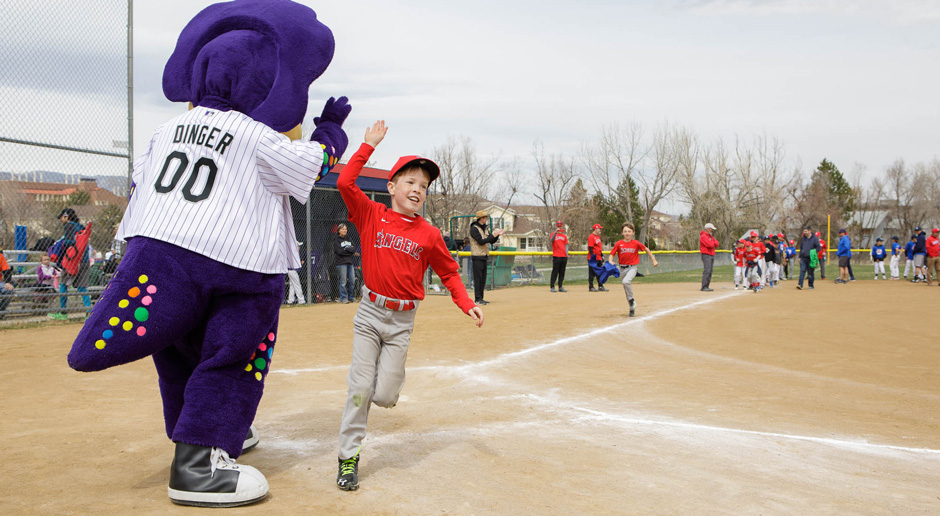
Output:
[68,236,283,457]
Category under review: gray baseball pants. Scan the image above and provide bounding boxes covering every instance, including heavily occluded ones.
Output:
[338,286,418,460]
[620,265,638,301]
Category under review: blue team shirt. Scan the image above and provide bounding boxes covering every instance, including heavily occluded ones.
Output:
[871,245,886,260]
[905,241,916,260]
[891,242,902,256]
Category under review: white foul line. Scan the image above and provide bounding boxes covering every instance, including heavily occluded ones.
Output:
[417,291,741,373]
[509,393,940,457]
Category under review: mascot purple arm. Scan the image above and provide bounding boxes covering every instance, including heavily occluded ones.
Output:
[66,0,348,508]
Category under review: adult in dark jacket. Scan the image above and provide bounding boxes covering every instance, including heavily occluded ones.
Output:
[334,223,359,303]
[913,227,927,282]
[469,211,504,305]
[797,226,821,290]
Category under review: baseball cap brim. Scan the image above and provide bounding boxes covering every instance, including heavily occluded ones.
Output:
[389,155,440,183]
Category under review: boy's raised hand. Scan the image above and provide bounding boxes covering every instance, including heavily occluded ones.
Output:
[364,120,387,147]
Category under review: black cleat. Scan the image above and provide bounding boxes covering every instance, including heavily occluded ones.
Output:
[337,454,360,491]
[598,286,609,292]
[589,287,598,292]
[629,299,636,317]
[558,287,567,293]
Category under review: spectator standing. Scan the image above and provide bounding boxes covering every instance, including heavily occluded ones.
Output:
[469,211,504,305]
[912,227,927,282]
[925,228,940,286]
[889,236,902,280]
[51,207,91,320]
[334,223,358,304]
[587,224,606,292]
[871,238,887,280]
[549,221,569,293]
[699,223,719,292]
[797,226,820,290]
[836,228,852,284]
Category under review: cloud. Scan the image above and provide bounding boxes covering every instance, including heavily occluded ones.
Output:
[668,0,940,25]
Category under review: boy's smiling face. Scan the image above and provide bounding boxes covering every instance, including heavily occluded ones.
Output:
[388,167,430,216]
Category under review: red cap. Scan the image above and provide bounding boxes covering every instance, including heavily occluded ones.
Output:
[750,231,758,237]
[592,224,604,230]
[555,221,564,227]
[389,155,440,183]
[777,233,784,238]
[789,239,795,245]
[815,232,821,237]
[737,239,745,244]
[933,228,940,234]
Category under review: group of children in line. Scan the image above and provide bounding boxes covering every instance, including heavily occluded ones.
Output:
[732,231,798,292]
[726,228,940,290]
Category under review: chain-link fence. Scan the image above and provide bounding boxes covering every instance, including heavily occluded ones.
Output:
[0,1,130,324]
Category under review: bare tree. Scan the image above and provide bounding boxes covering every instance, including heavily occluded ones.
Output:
[636,122,685,244]
[580,121,646,225]
[532,141,577,244]
[426,135,499,229]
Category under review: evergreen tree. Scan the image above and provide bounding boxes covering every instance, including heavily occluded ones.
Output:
[592,176,644,245]
[811,158,854,220]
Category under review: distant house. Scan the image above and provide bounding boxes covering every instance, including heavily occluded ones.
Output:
[0,177,128,238]
[847,210,895,248]
[646,210,683,250]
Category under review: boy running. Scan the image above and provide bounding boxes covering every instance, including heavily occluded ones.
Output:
[335,120,484,491]
[609,222,658,316]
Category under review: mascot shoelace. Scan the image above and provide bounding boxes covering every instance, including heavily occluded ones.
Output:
[67,0,350,507]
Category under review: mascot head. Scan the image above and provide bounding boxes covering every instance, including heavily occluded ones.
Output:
[162,0,334,135]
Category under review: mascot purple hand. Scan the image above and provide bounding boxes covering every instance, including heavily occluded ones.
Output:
[66,0,348,508]
[312,95,352,179]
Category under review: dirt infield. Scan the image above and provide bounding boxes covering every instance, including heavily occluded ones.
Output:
[3,280,939,515]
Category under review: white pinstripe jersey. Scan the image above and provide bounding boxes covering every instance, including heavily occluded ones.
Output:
[116,108,325,273]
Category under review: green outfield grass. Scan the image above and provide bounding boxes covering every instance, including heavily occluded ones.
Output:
[633,265,735,284]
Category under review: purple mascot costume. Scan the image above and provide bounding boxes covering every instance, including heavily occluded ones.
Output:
[67,0,349,507]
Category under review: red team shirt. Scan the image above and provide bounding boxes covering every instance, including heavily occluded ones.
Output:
[744,245,762,262]
[588,234,603,261]
[733,246,745,267]
[338,143,474,313]
[550,232,568,257]
[926,235,940,257]
[611,239,646,266]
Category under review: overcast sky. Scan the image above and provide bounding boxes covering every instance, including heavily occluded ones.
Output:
[4,0,939,211]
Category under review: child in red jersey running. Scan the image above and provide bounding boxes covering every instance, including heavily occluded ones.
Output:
[335,120,484,491]
[609,222,658,316]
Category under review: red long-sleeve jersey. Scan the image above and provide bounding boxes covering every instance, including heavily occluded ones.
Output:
[338,143,475,313]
